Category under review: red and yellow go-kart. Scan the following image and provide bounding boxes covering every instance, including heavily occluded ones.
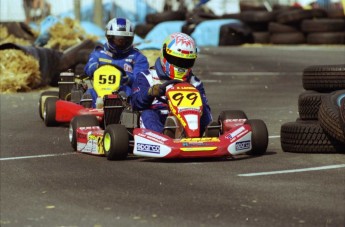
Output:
[69,80,269,160]
[40,64,127,127]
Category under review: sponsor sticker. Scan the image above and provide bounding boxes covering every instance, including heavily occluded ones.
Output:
[226,126,245,139]
[124,64,133,72]
[137,143,160,154]
[178,137,220,143]
[235,140,250,151]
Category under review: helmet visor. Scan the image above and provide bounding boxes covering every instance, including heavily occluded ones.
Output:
[163,50,195,69]
[107,35,133,50]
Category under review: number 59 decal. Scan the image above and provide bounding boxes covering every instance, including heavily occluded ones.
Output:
[99,74,117,84]
[93,65,124,97]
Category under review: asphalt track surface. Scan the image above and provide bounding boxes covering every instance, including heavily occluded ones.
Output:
[1,45,345,227]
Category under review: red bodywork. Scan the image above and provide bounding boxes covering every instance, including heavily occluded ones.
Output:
[55,100,104,123]
[132,82,254,158]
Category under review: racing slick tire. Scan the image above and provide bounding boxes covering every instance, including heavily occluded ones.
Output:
[39,90,59,120]
[219,110,248,121]
[246,119,268,156]
[43,97,59,127]
[69,115,99,151]
[103,124,129,160]
[204,121,221,137]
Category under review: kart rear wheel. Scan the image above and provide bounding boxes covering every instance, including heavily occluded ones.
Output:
[39,91,59,120]
[246,119,268,155]
[204,121,220,137]
[43,97,59,127]
[69,115,99,151]
[219,110,248,121]
[103,124,129,160]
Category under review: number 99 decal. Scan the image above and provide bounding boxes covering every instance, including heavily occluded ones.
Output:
[168,91,202,107]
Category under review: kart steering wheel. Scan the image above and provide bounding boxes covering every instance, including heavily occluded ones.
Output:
[156,79,185,104]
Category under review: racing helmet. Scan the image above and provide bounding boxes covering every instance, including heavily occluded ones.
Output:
[160,32,197,81]
[105,18,134,54]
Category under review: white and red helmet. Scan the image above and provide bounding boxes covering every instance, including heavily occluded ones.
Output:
[160,32,197,81]
[105,17,134,54]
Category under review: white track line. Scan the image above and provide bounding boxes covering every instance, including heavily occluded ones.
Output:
[0,153,76,161]
[238,164,345,177]
[1,136,281,161]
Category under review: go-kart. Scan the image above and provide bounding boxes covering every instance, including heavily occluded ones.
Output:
[70,80,269,160]
[40,64,126,127]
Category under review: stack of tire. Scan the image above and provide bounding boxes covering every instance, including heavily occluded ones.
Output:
[271,8,345,44]
[234,7,345,44]
[280,64,345,153]
[134,6,345,45]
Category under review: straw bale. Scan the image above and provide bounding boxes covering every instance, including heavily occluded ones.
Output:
[0,49,41,93]
[141,49,160,67]
[0,25,31,46]
[44,17,98,51]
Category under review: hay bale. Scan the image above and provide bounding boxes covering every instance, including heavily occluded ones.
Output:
[0,25,31,46]
[0,49,41,93]
[141,49,161,67]
[44,17,98,51]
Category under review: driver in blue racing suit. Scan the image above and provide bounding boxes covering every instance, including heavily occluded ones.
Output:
[131,32,212,135]
[84,17,149,107]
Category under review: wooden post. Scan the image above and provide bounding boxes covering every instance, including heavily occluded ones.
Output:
[94,0,103,28]
[74,0,81,22]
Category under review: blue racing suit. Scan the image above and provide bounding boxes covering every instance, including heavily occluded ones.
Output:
[131,58,212,134]
[84,44,149,107]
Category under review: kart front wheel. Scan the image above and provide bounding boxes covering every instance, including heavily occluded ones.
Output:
[247,119,268,155]
[69,115,99,151]
[44,97,59,127]
[39,91,59,120]
[103,124,129,160]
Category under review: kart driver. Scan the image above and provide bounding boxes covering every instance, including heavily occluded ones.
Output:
[131,32,212,135]
[84,17,149,107]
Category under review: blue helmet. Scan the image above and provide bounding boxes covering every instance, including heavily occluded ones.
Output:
[105,18,134,55]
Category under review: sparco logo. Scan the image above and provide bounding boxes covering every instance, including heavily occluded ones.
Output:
[235,140,250,150]
[137,143,160,154]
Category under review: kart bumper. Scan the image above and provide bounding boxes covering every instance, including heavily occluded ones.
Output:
[133,125,253,158]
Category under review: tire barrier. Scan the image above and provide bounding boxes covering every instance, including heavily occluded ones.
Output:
[281,64,345,153]
[135,7,345,45]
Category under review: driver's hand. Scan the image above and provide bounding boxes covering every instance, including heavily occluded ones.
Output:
[148,84,164,97]
[121,74,130,85]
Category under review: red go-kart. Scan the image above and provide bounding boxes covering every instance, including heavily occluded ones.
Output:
[70,80,269,160]
[41,64,127,127]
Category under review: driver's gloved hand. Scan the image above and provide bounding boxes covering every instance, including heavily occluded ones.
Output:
[118,91,128,100]
[121,74,130,85]
[148,84,164,97]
